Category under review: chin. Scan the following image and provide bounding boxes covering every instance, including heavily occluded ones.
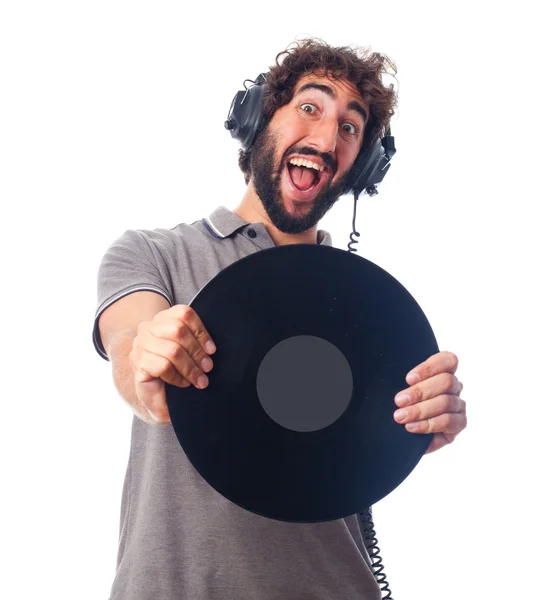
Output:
[283,197,316,215]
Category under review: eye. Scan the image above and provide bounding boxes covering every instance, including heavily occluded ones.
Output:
[300,103,317,114]
[341,122,358,135]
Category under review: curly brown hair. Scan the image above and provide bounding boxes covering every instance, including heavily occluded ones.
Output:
[238,37,398,184]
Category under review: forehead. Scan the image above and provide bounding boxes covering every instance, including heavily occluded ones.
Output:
[293,73,368,117]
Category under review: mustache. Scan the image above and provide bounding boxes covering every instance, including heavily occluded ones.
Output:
[282,147,337,174]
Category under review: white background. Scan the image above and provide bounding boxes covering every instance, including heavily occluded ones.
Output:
[1,1,558,599]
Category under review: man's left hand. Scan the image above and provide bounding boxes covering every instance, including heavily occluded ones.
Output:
[393,351,467,454]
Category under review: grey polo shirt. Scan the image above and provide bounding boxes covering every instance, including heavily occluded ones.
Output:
[93,206,381,600]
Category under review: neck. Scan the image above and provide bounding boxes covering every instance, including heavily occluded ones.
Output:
[234,183,319,246]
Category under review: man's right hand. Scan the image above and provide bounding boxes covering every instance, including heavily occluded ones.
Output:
[129,304,216,424]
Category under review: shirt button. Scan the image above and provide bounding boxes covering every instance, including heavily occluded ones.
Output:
[247,228,257,238]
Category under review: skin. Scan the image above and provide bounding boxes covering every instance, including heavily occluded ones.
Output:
[396,351,466,454]
[130,73,467,453]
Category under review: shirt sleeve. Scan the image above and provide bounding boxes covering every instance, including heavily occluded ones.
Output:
[92,228,175,361]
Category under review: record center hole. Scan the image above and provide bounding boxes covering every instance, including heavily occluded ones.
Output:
[256,335,353,432]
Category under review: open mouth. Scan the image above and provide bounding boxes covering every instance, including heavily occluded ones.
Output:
[284,157,330,200]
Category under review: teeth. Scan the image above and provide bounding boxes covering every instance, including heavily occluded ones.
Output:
[288,158,324,172]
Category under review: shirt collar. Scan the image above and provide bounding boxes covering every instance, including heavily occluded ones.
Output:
[203,206,333,246]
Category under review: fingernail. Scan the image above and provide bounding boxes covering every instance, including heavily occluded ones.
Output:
[406,422,420,432]
[395,393,410,407]
[201,357,212,372]
[197,375,208,389]
[394,408,408,422]
[407,371,421,384]
[205,341,216,354]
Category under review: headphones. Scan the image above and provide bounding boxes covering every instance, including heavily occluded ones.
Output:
[224,73,396,198]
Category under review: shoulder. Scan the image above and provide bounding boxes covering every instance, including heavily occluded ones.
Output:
[109,218,210,256]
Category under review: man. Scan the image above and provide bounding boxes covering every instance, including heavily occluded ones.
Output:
[93,38,467,600]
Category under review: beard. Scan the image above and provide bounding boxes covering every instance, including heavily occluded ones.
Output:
[249,127,351,235]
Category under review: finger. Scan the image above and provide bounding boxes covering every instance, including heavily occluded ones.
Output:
[134,334,208,389]
[131,340,191,388]
[394,394,466,425]
[395,373,463,407]
[159,305,217,355]
[404,412,467,435]
[146,319,214,374]
[406,350,459,386]
[426,432,457,454]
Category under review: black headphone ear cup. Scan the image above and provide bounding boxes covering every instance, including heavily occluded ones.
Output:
[346,135,395,196]
[225,75,267,151]
[352,139,385,193]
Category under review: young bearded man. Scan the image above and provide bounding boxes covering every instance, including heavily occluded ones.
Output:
[93,38,467,600]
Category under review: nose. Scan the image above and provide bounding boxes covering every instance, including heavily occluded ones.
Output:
[305,116,338,156]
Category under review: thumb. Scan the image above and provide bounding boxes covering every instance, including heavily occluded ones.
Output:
[136,378,170,424]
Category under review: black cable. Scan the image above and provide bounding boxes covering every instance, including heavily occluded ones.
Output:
[359,507,393,599]
[347,191,361,253]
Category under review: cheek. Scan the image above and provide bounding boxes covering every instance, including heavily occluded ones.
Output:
[334,151,358,182]
[275,117,309,147]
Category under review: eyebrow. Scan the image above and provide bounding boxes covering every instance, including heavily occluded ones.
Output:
[295,83,368,125]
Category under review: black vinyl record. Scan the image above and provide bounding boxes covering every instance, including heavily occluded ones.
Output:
[166,244,438,523]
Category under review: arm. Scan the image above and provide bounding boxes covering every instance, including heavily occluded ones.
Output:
[99,291,171,424]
